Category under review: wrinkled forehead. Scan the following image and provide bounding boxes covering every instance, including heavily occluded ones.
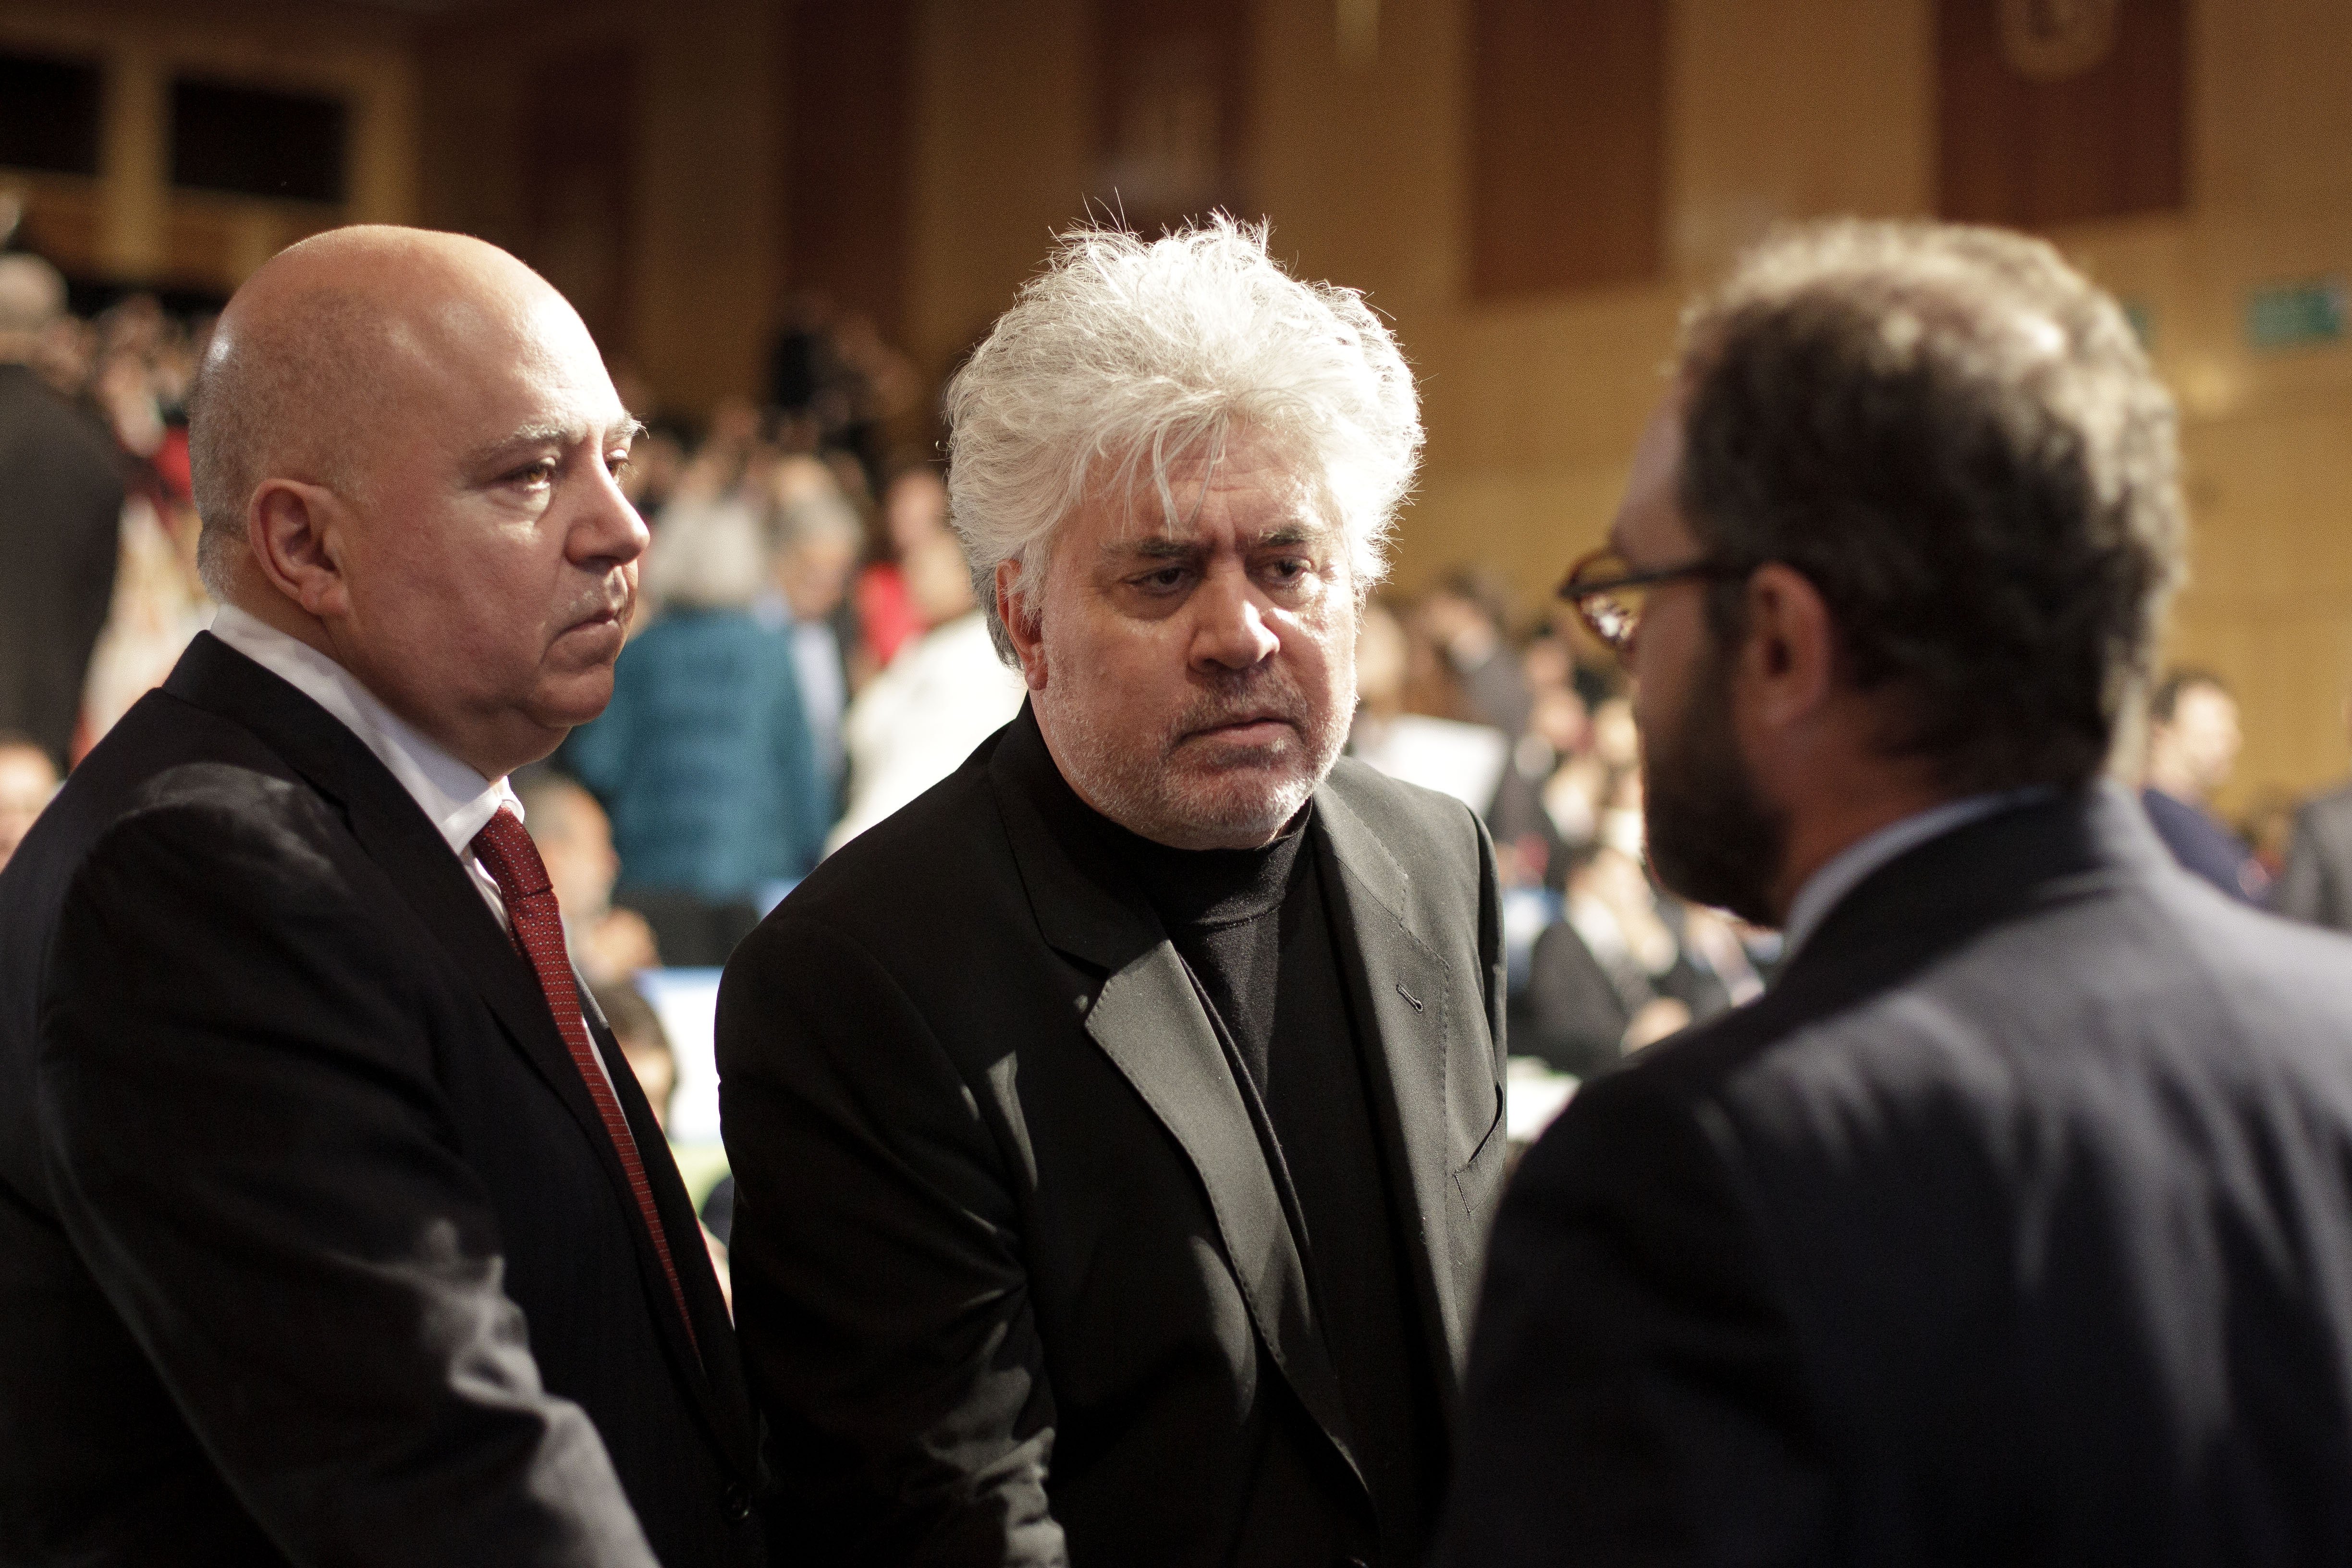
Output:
[1091,423,1340,548]
[384,287,625,450]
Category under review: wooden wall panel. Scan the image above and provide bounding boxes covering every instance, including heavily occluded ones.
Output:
[783,0,913,342]
[523,44,636,355]
[1937,0,2186,227]
[1467,0,1666,299]
[1091,0,1251,238]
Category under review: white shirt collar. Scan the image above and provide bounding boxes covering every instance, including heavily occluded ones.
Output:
[208,604,519,858]
[1778,788,2054,965]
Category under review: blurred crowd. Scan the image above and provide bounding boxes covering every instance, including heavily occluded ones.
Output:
[11,257,2352,1112]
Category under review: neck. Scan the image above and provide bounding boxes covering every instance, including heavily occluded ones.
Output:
[1764,777,1955,926]
[2143,754,2204,803]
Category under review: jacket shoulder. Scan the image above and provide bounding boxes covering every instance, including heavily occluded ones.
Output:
[1326,756,1487,859]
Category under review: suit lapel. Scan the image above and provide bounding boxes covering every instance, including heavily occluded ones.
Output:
[1312,779,1471,1403]
[164,635,750,1469]
[987,708,1365,1489]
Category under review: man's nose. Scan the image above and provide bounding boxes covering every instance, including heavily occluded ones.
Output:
[576,462,651,567]
[1189,569,1280,671]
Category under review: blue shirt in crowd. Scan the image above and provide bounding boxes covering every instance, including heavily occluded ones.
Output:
[565,608,831,902]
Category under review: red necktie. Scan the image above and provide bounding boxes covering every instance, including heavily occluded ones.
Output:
[471,807,698,1360]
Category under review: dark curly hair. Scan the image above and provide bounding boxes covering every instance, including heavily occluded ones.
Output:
[1676,220,2185,793]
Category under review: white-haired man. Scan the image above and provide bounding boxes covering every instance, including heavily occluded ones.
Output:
[718,219,1507,1568]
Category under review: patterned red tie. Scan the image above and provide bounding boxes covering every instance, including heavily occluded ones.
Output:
[471,807,698,1360]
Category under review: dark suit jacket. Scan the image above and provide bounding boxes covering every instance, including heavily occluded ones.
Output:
[0,633,765,1567]
[2277,780,2352,932]
[0,362,124,769]
[1439,783,2352,1568]
[717,705,1508,1566]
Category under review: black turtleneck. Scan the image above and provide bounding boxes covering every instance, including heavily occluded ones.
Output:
[1032,747,1443,1566]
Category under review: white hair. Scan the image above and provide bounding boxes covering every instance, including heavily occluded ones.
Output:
[945,216,1423,662]
[0,254,67,337]
[641,497,769,612]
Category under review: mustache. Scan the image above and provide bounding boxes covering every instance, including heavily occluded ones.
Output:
[1171,669,1310,740]
[561,573,636,630]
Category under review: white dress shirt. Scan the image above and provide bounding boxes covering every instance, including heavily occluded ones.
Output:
[1778,788,2055,965]
[207,606,622,1092]
[210,604,518,917]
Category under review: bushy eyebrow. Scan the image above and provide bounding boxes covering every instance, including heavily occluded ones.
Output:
[1102,523,1327,563]
[467,416,646,469]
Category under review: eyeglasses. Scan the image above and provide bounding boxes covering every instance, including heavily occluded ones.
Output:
[1556,546,1748,657]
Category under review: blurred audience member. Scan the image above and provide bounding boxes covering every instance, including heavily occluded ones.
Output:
[1516,837,1730,1078]
[1418,566,1532,735]
[853,461,951,667]
[568,502,828,966]
[518,772,660,986]
[2276,694,2352,932]
[1347,599,1511,812]
[0,731,59,871]
[2141,667,2265,902]
[593,980,677,1132]
[756,461,864,802]
[826,530,1024,851]
[591,979,734,1311]
[0,254,125,771]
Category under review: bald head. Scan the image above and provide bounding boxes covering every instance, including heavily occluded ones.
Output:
[190,226,581,596]
[183,223,648,782]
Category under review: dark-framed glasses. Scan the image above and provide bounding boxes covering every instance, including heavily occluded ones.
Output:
[1556,546,1747,657]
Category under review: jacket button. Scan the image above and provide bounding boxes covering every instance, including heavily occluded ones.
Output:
[721,1481,752,1524]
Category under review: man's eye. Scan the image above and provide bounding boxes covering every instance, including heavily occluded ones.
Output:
[1265,556,1311,582]
[606,451,633,478]
[509,459,558,486]
[1136,566,1190,593]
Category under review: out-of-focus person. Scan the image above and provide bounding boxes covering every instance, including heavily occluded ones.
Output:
[1417,566,1532,735]
[0,730,61,871]
[852,459,951,667]
[1347,598,1512,813]
[719,218,1504,1568]
[756,459,865,803]
[823,528,1025,851]
[566,499,829,967]
[589,980,735,1313]
[0,226,761,1567]
[593,980,677,1132]
[518,772,660,986]
[2276,693,2352,931]
[0,254,126,772]
[2140,666,2266,901]
[1438,220,2352,1568]
[1513,771,1752,1078]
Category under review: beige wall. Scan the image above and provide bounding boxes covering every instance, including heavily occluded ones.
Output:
[0,0,416,290]
[13,0,2350,809]
[901,0,2352,814]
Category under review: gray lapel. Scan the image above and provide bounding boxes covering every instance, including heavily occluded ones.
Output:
[985,710,1364,1487]
[1313,777,1472,1400]
[1081,943,1360,1483]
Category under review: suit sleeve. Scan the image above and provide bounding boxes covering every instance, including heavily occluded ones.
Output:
[38,784,658,1568]
[2275,807,2340,928]
[1433,1073,1831,1568]
[717,913,1063,1568]
[1472,802,1509,1067]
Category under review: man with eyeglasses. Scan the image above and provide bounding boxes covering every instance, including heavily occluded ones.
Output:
[1434,220,2352,1566]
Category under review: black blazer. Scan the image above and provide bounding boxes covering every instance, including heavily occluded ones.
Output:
[0,633,764,1567]
[0,362,124,769]
[1437,784,2352,1568]
[2277,781,2352,933]
[716,705,1508,1566]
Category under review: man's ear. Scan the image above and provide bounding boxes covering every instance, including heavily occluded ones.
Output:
[1737,563,1836,731]
[246,478,353,621]
[996,558,1048,692]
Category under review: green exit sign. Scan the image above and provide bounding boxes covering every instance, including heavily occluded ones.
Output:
[2245,277,2346,351]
